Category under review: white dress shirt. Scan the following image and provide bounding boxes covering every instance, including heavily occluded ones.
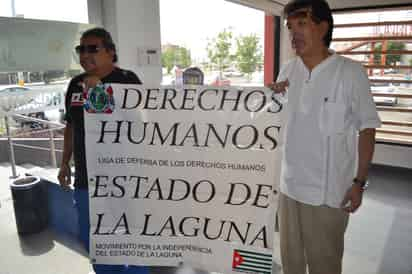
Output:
[277,53,381,208]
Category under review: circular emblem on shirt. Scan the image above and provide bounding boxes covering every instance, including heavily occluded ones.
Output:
[84,84,115,113]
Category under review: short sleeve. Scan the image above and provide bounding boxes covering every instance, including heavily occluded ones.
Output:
[348,61,382,131]
[64,79,76,124]
[119,69,142,84]
[276,59,296,83]
[276,64,289,82]
[127,70,142,84]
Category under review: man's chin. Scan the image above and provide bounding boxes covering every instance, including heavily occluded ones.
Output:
[295,45,310,55]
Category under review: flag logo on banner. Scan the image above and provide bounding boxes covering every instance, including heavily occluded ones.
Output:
[84,84,115,114]
[232,249,272,274]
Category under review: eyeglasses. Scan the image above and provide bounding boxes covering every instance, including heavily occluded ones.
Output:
[75,44,104,54]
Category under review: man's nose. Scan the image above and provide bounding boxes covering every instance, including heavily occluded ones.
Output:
[287,27,297,37]
[290,23,301,33]
[289,27,302,39]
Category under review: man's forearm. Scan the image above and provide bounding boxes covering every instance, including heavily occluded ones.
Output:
[356,128,376,180]
[61,124,73,166]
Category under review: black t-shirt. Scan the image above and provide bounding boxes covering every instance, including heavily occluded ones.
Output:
[65,67,141,189]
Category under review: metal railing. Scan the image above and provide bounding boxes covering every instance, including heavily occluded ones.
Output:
[2,112,65,178]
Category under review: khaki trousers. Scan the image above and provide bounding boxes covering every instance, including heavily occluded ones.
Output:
[278,193,349,274]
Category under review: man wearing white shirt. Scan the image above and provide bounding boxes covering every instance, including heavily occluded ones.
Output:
[269,1,381,273]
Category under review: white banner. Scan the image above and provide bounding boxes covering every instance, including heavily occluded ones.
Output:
[84,84,284,274]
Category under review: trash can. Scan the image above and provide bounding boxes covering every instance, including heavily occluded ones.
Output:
[10,176,48,235]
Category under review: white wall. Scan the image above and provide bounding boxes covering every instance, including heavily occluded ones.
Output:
[88,0,162,85]
[87,0,103,26]
[373,143,412,169]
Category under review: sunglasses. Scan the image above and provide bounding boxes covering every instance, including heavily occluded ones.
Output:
[75,44,104,54]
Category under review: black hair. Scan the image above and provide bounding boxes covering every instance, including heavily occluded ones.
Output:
[284,0,334,47]
[81,27,118,62]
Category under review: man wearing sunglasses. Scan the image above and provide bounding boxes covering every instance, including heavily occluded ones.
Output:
[269,1,381,274]
[58,27,148,274]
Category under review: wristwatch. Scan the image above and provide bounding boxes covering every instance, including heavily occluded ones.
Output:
[353,178,369,191]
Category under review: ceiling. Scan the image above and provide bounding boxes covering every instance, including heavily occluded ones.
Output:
[226,0,412,15]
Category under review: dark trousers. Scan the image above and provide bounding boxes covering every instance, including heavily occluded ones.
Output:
[74,188,150,274]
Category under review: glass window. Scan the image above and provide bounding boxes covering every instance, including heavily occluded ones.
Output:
[332,8,412,145]
[0,15,92,137]
[159,0,264,87]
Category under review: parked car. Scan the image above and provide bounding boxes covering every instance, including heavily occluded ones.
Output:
[251,71,264,84]
[206,73,231,86]
[371,85,398,106]
[161,75,176,85]
[384,68,398,74]
[0,85,33,112]
[210,76,231,86]
[0,85,31,93]
[223,69,243,77]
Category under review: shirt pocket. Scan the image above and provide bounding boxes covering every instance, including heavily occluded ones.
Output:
[322,102,345,135]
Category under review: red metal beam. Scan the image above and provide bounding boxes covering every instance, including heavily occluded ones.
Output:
[338,50,412,55]
[264,15,274,86]
[370,79,412,84]
[372,93,412,98]
[335,20,412,28]
[333,36,412,42]
[363,64,412,69]
[382,120,412,127]
[377,106,412,112]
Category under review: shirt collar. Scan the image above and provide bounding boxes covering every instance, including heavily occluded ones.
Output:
[298,50,337,76]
